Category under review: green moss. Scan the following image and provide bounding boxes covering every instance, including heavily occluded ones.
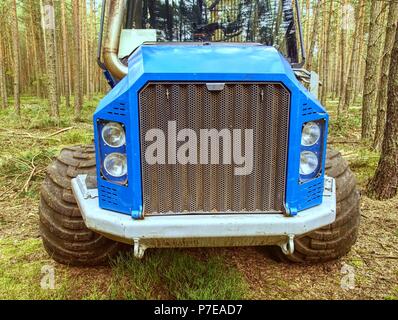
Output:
[0,239,72,299]
[384,287,398,300]
[349,257,364,269]
[60,129,93,145]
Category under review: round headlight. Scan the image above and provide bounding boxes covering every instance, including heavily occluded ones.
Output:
[300,151,319,176]
[103,153,127,177]
[101,122,126,148]
[301,122,321,146]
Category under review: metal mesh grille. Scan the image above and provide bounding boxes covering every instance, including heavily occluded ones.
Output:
[139,82,290,215]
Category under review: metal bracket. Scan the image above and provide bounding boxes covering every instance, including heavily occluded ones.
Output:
[133,238,147,259]
[131,206,144,220]
[323,176,334,196]
[206,83,225,91]
[280,234,295,256]
[284,202,298,217]
[76,175,98,199]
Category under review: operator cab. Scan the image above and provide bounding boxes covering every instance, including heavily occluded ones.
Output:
[99,0,306,86]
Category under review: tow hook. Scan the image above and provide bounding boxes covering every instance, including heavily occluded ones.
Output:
[133,238,147,259]
[280,234,295,256]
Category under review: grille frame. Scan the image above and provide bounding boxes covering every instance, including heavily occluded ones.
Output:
[138,81,291,216]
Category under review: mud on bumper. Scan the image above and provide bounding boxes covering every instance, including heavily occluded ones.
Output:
[71,176,336,258]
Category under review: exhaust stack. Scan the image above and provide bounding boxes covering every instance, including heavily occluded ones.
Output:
[102,0,128,81]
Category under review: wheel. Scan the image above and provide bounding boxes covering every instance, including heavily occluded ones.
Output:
[268,148,361,263]
[39,145,125,266]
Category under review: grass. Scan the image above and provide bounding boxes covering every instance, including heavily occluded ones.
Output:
[107,250,247,299]
[0,95,396,300]
[327,97,380,188]
[384,287,398,300]
[0,96,95,202]
[0,238,248,300]
[0,238,71,299]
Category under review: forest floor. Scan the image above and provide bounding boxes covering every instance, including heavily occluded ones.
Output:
[0,96,397,300]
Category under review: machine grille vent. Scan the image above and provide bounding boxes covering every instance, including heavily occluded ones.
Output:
[99,185,120,207]
[303,181,323,204]
[139,82,290,215]
[107,102,128,118]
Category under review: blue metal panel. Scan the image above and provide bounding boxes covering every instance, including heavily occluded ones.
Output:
[93,43,328,218]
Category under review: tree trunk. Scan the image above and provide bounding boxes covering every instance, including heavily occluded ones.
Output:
[42,0,59,120]
[367,23,398,200]
[337,0,348,116]
[318,2,326,103]
[0,32,8,109]
[72,0,82,120]
[304,0,310,59]
[60,0,70,108]
[331,5,340,99]
[11,0,21,117]
[362,0,384,140]
[28,0,40,98]
[353,0,366,101]
[341,0,364,111]
[321,0,333,106]
[373,1,398,151]
[79,0,84,106]
[305,1,320,71]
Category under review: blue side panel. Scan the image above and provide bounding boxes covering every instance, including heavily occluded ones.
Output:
[93,77,143,218]
[284,88,329,215]
[93,44,328,218]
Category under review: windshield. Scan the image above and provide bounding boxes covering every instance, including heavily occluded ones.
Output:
[126,0,303,65]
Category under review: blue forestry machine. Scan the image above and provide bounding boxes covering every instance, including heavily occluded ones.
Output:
[39,0,360,265]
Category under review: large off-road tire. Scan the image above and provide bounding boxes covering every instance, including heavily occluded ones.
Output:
[268,148,361,263]
[39,145,125,266]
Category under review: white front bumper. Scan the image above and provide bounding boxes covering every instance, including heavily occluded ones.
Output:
[72,176,336,256]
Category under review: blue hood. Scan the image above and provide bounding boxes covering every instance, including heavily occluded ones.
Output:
[128,43,297,83]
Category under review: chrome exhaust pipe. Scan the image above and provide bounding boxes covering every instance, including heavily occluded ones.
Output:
[103,0,128,81]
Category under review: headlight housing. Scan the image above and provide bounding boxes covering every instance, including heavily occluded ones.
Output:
[299,119,325,182]
[97,120,128,185]
[300,151,319,175]
[301,122,321,146]
[104,153,127,177]
[101,122,126,148]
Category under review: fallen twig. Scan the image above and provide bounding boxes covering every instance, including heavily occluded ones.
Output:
[0,127,68,141]
[13,153,40,198]
[328,140,360,145]
[22,166,36,193]
[373,255,398,260]
[45,126,74,138]
[363,254,398,260]
[341,152,357,158]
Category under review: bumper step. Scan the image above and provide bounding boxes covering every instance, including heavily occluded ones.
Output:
[71,176,336,257]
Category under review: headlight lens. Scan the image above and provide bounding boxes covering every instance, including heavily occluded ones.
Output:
[301,122,321,146]
[104,153,127,177]
[101,122,126,148]
[300,151,319,175]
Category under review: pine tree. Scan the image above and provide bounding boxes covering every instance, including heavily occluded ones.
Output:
[0,31,8,109]
[11,0,21,117]
[367,22,398,200]
[362,1,384,140]
[61,0,70,109]
[42,0,59,120]
[373,1,398,151]
[72,0,82,120]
